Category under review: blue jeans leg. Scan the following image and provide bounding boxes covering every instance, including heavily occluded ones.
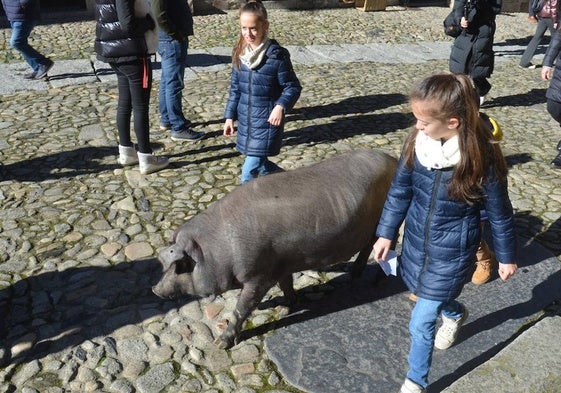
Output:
[241,156,282,183]
[158,38,189,131]
[10,20,47,71]
[407,297,463,387]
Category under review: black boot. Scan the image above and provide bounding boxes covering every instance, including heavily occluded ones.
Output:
[551,152,561,168]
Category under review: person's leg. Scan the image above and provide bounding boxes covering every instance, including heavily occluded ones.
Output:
[158,38,189,132]
[241,156,263,184]
[547,99,561,167]
[110,63,134,148]
[406,297,443,388]
[120,58,153,153]
[472,77,492,98]
[519,18,551,67]
[9,20,45,72]
[261,158,283,176]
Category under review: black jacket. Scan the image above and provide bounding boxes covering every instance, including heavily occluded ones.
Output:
[94,0,157,63]
[544,30,561,102]
[151,0,194,42]
[449,0,501,79]
[1,0,40,21]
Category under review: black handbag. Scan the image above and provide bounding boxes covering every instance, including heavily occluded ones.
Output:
[443,11,462,38]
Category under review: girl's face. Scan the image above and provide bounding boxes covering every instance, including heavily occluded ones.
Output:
[411,100,459,141]
[240,12,268,49]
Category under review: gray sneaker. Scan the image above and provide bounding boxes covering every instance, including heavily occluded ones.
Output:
[171,128,204,141]
[35,59,54,79]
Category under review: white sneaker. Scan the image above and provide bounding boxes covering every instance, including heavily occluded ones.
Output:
[434,307,469,350]
[400,378,425,393]
[118,145,138,166]
[137,152,169,175]
[479,96,486,106]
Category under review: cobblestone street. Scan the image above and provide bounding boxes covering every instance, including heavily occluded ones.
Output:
[1,5,561,393]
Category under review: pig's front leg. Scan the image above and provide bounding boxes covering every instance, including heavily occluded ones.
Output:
[214,280,273,349]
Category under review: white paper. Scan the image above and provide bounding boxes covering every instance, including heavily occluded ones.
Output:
[378,249,398,276]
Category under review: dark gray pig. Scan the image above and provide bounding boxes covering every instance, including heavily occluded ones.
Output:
[153,149,398,349]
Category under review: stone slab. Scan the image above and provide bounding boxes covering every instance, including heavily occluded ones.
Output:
[443,314,561,393]
[264,236,561,393]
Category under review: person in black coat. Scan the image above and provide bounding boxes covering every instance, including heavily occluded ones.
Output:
[541,28,561,167]
[449,0,502,104]
[94,0,169,174]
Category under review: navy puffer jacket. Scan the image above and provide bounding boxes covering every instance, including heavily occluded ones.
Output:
[376,155,517,302]
[94,0,156,64]
[1,0,40,21]
[224,40,302,157]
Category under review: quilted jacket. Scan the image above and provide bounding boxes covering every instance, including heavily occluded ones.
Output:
[94,0,157,64]
[224,40,301,157]
[376,154,517,302]
[1,0,40,21]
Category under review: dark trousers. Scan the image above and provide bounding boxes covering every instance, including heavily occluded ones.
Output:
[110,59,153,153]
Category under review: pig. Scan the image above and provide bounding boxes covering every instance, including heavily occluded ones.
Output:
[153,148,398,349]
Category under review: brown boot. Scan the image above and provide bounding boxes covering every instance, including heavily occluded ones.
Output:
[471,240,497,285]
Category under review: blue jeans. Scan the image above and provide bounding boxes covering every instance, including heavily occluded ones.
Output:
[241,156,282,183]
[158,37,189,132]
[407,297,464,388]
[9,20,48,72]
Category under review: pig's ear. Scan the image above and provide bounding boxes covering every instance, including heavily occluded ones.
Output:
[175,239,203,274]
[185,238,203,264]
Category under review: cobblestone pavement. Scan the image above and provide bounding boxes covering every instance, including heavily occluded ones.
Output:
[1,6,561,393]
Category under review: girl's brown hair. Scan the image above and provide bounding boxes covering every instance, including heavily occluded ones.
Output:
[402,73,508,204]
[232,0,268,70]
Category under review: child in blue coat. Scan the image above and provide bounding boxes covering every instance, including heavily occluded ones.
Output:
[373,73,518,393]
[223,0,301,184]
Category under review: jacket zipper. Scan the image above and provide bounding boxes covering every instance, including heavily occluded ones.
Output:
[420,170,442,282]
[246,70,253,148]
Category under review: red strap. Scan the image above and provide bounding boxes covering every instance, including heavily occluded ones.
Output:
[142,57,148,89]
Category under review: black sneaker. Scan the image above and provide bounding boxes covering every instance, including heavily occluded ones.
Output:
[34,59,54,79]
[557,140,561,151]
[23,71,37,79]
[171,128,204,141]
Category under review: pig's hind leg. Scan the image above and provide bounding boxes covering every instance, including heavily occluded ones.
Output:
[214,279,274,349]
[350,235,376,278]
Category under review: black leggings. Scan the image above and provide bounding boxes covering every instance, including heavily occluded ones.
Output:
[110,58,153,153]
[547,98,561,126]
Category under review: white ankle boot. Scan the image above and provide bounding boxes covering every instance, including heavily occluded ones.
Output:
[118,145,138,166]
[137,152,169,174]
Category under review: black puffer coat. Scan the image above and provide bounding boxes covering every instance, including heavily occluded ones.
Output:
[94,0,157,64]
[449,0,501,79]
[543,30,561,102]
[376,154,517,302]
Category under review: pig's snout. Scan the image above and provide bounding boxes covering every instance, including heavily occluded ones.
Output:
[152,284,176,299]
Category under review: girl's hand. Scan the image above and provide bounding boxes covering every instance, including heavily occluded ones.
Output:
[460,16,468,28]
[542,66,553,81]
[223,119,235,137]
[268,105,284,126]
[373,237,393,263]
[498,263,517,281]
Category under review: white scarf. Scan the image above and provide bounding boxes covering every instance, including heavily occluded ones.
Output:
[240,39,271,69]
[415,132,461,170]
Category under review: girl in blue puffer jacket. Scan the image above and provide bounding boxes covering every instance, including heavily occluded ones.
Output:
[373,73,518,393]
[223,0,301,184]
